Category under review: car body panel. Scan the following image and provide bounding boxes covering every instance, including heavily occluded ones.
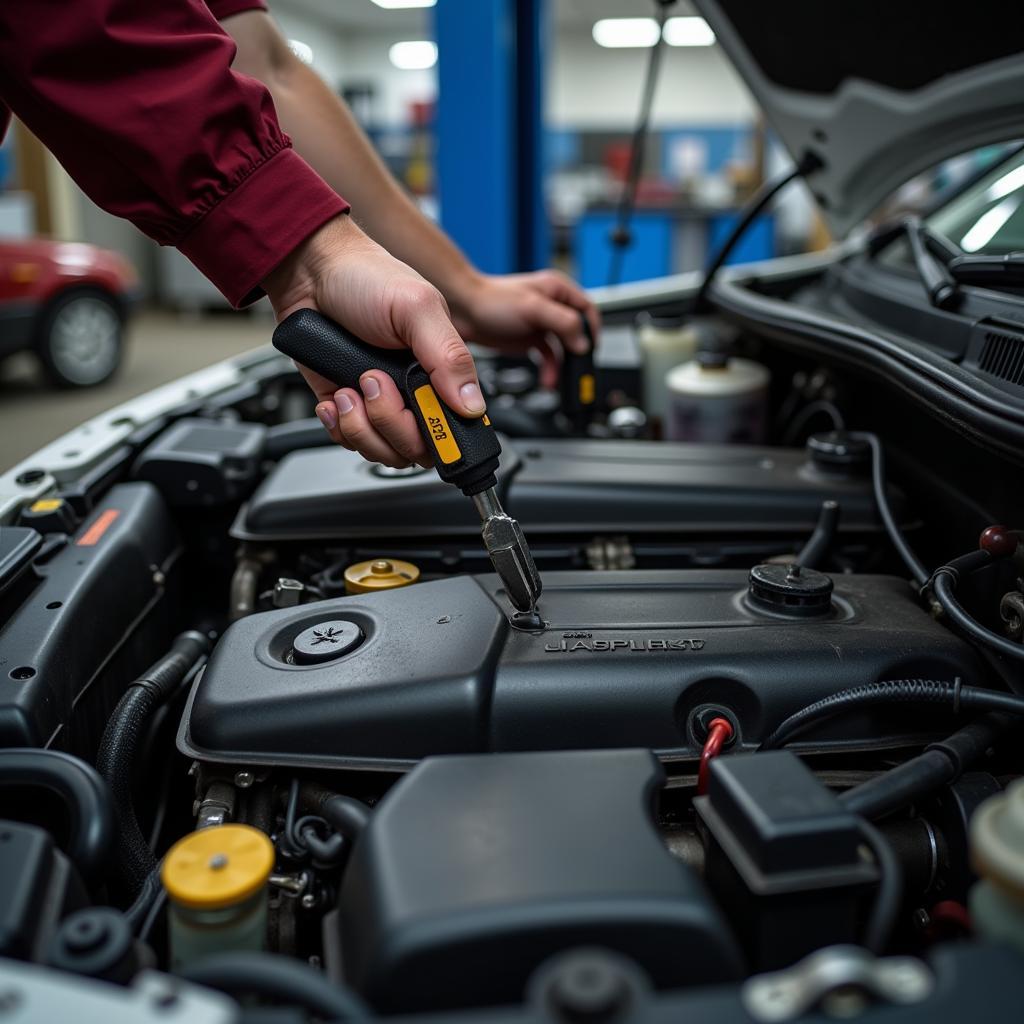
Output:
[695,1,1024,234]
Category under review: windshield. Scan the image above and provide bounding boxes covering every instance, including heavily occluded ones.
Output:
[928,147,1024,253]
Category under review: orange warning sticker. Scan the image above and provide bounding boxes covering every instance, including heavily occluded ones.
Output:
[77,508,120,547]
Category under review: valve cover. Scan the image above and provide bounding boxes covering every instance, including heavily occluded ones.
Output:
[179,570,979,770]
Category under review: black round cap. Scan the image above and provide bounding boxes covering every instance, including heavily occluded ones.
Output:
[748,563,834,618]
[49,909,136,983]
[292,620,363,664]
[807,431,870,476]
[644,312,686,330]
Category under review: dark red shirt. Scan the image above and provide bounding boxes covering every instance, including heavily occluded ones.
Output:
[0,0,347,306]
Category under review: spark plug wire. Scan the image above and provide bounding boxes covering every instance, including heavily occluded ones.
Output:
[697,716,734,795]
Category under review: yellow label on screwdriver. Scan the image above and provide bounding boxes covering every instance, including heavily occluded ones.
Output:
[579,373,595,405]
[414,384,463,464]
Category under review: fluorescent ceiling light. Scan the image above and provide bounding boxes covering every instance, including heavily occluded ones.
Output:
[592,18,660,48]
[960,195,1022,251]
[664,17,715,46]
[371,0,436,8]
[593,16,715,49]
[389,40,438,70]
[987,163,1024,202]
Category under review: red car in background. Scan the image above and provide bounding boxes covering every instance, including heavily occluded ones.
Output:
[0,238,138,387]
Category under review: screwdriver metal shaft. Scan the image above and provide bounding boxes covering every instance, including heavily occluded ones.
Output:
[472,488,543,614]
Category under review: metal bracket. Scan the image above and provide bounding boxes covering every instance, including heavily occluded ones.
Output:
[742,946,934,1022]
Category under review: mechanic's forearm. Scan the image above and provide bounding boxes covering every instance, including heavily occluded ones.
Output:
[225,11,482,316]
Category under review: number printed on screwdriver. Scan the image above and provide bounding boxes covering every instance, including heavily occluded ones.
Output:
[413,384,462,464]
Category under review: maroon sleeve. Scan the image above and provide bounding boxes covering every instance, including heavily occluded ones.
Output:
[206,0,268,21]
[0,0,346,306]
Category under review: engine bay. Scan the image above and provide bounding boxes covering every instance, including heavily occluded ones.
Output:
[2,285,1024,1022]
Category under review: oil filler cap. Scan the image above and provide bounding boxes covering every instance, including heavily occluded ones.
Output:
[292,620,363,664]
[344,558,420,594]
[748,563,833,618]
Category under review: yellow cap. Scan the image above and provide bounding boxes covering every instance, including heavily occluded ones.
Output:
[344,558,420,594]
[162,825,274,910]
[30,498,63,513]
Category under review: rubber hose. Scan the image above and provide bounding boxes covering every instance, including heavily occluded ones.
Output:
[840,713,1016,819]
[859,819,903,953]
[96,631,208,897]
[322,794,372,839]
[181,952,369,1019]
[0,748,114,887]
[796,499,840,569]
[300,783,371,840]
[760,679,1024,750]
[933,570,1024,665]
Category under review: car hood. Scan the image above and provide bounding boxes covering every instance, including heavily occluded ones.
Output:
[694,1,1024,234]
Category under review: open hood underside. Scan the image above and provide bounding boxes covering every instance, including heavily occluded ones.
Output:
[695,1,1024,234]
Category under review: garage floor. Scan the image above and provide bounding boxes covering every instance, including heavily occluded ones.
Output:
[0,309,272,471]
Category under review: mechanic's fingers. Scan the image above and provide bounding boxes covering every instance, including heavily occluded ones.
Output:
[526,270,601,350]
[333,387,413,468]
[525,294,590,356]
[391,283,486,419]
[296,362,341,404]
[359,372,432,467]
[531,335,561,390]
[314,401,347,448]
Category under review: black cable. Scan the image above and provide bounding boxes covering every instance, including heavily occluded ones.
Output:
[693,154,819,313]
[760,678,1024,750]
[781,399,845,446]
[847,432,929,586]
[139,886,168,944]
[858,819,903,953]
[96,631,209,899]
[123,865,164,935]
[181,952,369,1020]
[606,0,674,287]
[932,569,1024,664]
[0,749,114,888]
[840,713,1015,819]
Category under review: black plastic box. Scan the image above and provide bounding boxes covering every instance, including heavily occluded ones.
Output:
[695,751,877,970]
[335,749,742,1011]
[133,417,266,507]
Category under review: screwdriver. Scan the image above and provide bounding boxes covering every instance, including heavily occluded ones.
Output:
[272,308,542,614]
[560,311,597,434]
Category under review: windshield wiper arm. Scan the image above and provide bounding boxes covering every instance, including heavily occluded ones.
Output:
[947,251,1024,288]
[867,216,960,309]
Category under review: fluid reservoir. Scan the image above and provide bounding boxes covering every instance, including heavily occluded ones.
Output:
[162,824,274,970]
[665,350,769,444]
[637,313,700,422]
[969,778,1024,954]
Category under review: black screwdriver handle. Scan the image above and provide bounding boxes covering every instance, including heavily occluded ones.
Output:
[273,308,501,496]
[560,311,597,429]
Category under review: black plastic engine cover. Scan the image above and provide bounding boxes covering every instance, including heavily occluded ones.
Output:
[334,749,742,1012]
[231,439,889,541]
[0,483,181,758]
[180,570,979,770]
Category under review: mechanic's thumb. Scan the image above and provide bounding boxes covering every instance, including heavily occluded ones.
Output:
[395,289,486,418]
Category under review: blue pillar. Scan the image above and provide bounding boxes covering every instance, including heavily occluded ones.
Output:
[434,0,546,274]
[515,0,550,271]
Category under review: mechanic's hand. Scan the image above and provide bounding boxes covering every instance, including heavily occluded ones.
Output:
[450,270,600,389]
[263,215,485,468]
